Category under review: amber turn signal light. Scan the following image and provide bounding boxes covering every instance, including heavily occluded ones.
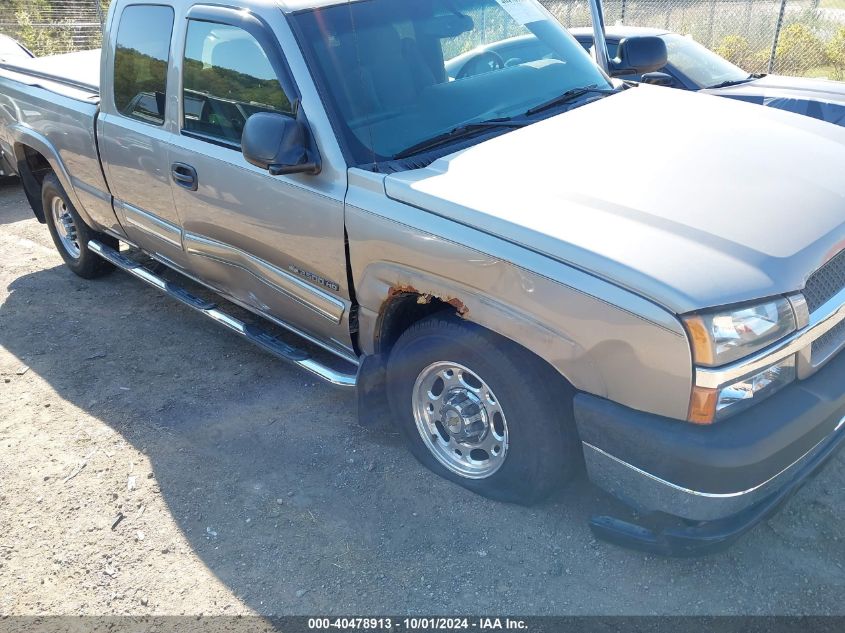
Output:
[688,386,718,424]
[683,315,715,366]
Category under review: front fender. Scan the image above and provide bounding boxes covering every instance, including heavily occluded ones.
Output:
[345,170,693,420]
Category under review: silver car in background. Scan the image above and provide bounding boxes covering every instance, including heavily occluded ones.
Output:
[572,26,845,127]
[446,25,845,127]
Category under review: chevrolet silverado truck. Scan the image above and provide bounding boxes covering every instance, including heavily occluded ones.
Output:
[2,0,844,556]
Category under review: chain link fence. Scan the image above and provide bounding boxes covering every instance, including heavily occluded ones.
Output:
[0,0,107,56]
[541,0,845,77]
[0,0,842,78]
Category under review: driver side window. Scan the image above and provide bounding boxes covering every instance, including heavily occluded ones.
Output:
[182,21,293,146]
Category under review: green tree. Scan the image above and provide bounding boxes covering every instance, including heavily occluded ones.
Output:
[12,0,73,56]
[827,27,845,80]
[715,35,756,70]
[774,23,828,75]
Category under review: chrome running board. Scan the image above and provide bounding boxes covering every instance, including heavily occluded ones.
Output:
[88,240,357,388]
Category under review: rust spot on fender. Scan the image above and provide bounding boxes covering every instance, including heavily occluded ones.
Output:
[387,284,419,298]
[386,284,469,318]
[446,297,469,317]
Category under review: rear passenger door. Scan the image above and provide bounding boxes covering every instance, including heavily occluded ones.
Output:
[167,5,354,357]
[98,3,188,268]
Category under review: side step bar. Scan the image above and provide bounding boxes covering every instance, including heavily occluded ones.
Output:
[88,240,357,388]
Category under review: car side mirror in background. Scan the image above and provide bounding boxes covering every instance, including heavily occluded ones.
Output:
[640,71,676,87]
[242,112,320,176]
[608,36,668,78]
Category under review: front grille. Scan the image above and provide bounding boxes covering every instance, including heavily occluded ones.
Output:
[812,320,845,362]
[804,249,845,313]
[804,250,845,366]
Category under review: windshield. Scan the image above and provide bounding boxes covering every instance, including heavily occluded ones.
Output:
[661,33,749,88]
[291,0,610,164]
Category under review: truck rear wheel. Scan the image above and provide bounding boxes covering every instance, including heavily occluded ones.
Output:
[386,315,579,505]
[42,173,116,279]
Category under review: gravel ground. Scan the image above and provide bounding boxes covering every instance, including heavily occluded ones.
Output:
[1,179,844,618]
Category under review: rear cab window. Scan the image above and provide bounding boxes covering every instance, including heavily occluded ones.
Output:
[181,21,294,147]
[112,4,175,125]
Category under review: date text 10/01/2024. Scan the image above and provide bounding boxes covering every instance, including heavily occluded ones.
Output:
[307,618,529,630]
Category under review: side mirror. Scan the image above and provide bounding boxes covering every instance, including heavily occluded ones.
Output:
[640,71,676,87]
[241,112,320,176]
[608,36,668,77]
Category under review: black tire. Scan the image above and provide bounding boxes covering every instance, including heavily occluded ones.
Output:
[386,315,580,505]
[42,172,117,279]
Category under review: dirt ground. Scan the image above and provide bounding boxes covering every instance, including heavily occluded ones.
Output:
[1,178,844,618]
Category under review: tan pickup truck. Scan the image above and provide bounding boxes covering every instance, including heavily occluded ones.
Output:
[2,0,845,555]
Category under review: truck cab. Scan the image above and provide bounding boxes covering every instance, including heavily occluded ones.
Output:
[95,1,356,362]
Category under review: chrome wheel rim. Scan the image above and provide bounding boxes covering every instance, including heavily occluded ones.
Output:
[51,196,80,258]
[412,361,509,479]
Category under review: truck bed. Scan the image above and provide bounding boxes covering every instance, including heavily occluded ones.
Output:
[0,49,101,100]
[0,48,113,229]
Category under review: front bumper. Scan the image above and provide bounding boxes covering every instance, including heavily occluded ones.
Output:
[575,346,845,554]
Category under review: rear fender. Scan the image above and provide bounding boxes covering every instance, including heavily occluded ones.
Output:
[10,125,97,228]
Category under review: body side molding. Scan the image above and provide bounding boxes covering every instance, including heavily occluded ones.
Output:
[183,232,346,324]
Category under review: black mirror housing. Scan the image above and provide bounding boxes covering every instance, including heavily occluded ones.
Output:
[608,36,668,77]
[241,112,320,176]
[640,71,676,87]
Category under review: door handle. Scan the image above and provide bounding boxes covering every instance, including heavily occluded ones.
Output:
[171,163,198,191]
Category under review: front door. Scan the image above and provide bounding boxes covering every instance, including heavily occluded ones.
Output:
[167,6,353,357]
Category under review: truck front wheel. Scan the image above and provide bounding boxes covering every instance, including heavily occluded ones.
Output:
[42,173,116,279]
[386,315,579,505]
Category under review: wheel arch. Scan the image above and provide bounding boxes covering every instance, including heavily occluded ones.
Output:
[375,287,582,411]
[356,262,606,399]
[11,127,93,226]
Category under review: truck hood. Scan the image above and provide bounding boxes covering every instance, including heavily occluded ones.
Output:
[384,85,845,314]
[704,74,845,126]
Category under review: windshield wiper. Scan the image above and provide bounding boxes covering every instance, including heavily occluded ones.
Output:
[525,86,617,116]
[392,118,526,160]
[707,75,755,89]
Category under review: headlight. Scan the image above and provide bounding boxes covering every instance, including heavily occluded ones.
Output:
[684,297,799,424]
[683,298,797,367]
[688,356,796,424]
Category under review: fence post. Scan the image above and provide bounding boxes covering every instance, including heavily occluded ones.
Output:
[620,0,627,24]
[95,0,105,27]
[768,0,788,74]
[706,0,716,48]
